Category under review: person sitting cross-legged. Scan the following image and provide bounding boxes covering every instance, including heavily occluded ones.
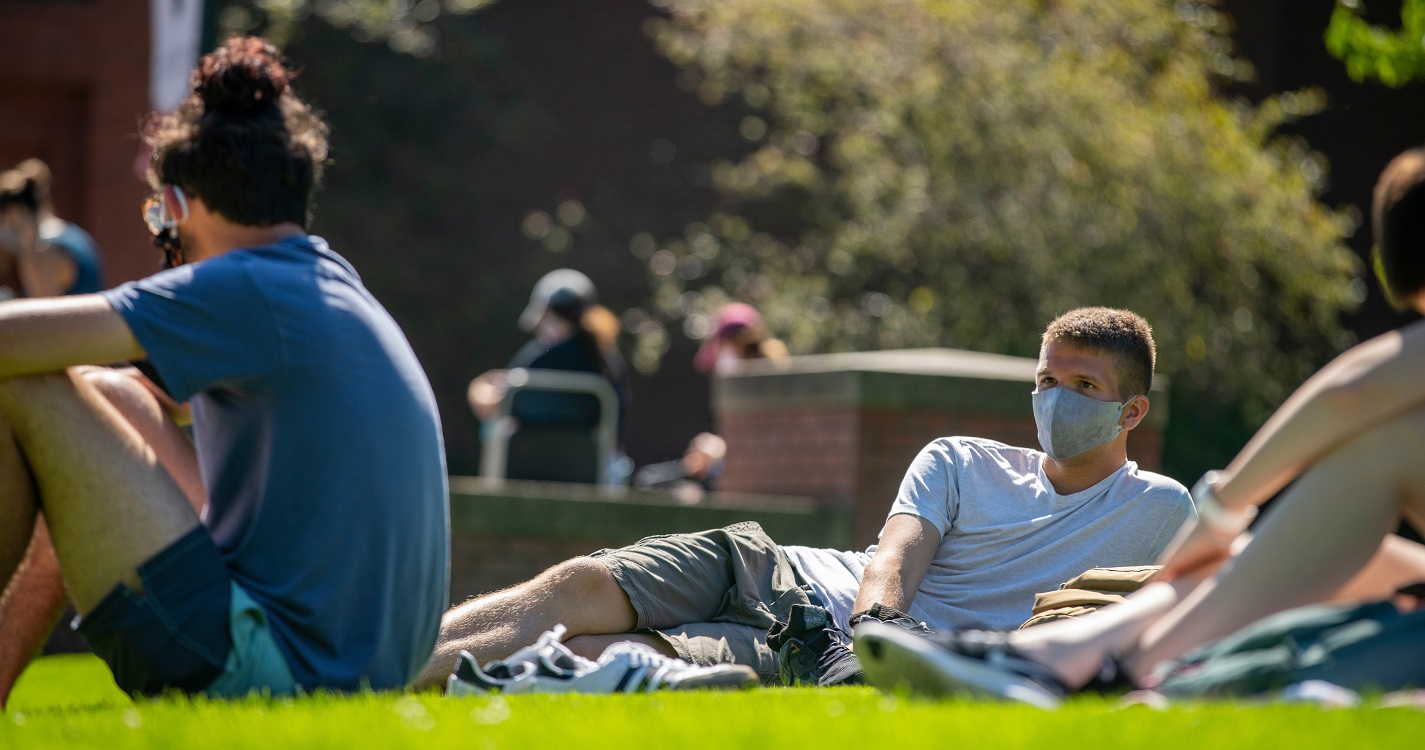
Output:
[417,307,1195,691]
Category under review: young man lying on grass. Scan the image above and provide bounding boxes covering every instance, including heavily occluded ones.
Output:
[420,307,1195,691]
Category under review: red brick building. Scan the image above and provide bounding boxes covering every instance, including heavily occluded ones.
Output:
[0,0,157,286]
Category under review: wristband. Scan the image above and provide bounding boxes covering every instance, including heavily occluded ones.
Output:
[1191,470,1256,535]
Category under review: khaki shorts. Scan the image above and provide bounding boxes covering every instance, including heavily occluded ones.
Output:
[590,521,812,681]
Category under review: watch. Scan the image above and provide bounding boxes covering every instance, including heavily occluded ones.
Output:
[1191,470,1257,535]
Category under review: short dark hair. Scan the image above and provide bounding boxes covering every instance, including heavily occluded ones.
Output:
[1371,148,1425,310]
[1041,307,1155,399]
[148,37,329,229]
[0,167,40,217]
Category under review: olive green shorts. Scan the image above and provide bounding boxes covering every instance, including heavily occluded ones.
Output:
[591,521,812,682]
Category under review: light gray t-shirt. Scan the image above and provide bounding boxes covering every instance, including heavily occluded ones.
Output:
[783,436,1193,633]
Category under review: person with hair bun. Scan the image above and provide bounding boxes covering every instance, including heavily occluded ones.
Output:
[0,158,103,299]
[0,37,448,703]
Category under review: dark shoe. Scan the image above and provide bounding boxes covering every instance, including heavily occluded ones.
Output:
[767,604,865,687]
[849,603,937,637]
[853,622,1066,709]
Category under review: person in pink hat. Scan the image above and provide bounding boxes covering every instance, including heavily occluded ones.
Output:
[693,303,788,376]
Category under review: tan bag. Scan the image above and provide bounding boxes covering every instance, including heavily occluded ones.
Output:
[1019,565,1160,629]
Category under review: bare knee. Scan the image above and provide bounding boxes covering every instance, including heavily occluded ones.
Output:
[536,557,637,632]
[541,557,626,602]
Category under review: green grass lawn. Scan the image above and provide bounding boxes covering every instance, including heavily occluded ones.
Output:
[3,654,1421,748]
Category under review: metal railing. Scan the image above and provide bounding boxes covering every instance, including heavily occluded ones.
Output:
[479,368,619,485]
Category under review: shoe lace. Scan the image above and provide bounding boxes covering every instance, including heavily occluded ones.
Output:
[599,643,691,691]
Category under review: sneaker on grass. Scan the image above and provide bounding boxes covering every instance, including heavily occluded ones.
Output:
[447,625,758,695]
[447,624,580,696]
[853,621,1067,709]
[766,604,865,687]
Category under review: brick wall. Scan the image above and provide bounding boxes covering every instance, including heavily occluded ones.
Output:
[0,0,154,287]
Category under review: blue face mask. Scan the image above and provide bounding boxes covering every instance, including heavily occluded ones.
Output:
[1032,387,1129,460]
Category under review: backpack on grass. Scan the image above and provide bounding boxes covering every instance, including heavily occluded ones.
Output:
[1153,599,1425,698]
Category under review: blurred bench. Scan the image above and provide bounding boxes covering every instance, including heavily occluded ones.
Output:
[480,368,620,485]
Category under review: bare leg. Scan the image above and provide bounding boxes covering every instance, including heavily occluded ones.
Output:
[1326,534,1425,604]
[1125,407,1422,679]
[412,557,647,690]
[0,366,200,598]
[0,368,205,706]
[0,525,63,707]
[564,633,676,661]
[1007,407,1425,688]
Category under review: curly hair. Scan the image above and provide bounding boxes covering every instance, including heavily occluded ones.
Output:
[1041,307,1156,399]
[147,36,330,229]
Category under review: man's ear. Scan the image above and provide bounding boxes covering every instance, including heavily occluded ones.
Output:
[1120,395,1149,431]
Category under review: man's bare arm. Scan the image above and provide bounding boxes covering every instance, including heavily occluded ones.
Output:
[852,514,941,614]
[0,296,144,377]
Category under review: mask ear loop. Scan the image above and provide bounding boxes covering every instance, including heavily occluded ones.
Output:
[163,185,189,225]
[155,185,189,269]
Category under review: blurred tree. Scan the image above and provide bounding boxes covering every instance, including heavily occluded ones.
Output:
[631,0,1362,447]
[1326,0,1425,86]
[219,0,500,55]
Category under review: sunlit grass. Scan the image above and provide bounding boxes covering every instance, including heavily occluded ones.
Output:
[3,654,1419,749]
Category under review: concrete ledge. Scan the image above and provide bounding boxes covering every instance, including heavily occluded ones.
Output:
[449,476,851,549]
[714,347,1169,428]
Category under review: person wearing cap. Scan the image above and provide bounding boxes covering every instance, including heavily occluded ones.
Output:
[693,303,788,376]
[467,268,629,482]
[635,303,787,499]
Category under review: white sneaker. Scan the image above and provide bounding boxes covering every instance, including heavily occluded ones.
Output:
[447,625,758,695]
[537,641,757,693]
[448,624,593,696]
[447,649,537,696]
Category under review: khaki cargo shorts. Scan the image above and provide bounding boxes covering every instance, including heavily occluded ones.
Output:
[590,521,812,681]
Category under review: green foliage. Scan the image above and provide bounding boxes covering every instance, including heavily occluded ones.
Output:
[220,0,500,54]
[633,0,1362,424]
[7,655,1425,749]
[1326,0,1425,86]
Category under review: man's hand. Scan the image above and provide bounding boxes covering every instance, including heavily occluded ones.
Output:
[1156,517,1237,583]
[466,369,508,421]
[852,514,940,614]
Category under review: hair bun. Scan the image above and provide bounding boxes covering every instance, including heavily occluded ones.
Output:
[193,36,290,114]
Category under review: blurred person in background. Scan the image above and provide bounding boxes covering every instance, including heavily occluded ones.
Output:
[468,268,631,483]
[0,159,102,299]
[635,302,785,500]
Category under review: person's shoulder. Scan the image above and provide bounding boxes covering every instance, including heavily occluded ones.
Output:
[944,436,1038,462]
[1119,465,1191,503]
[913,436,1036,473]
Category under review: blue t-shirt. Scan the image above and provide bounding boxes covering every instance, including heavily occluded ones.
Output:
[101,235,449,691]
[40,220,103,294]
